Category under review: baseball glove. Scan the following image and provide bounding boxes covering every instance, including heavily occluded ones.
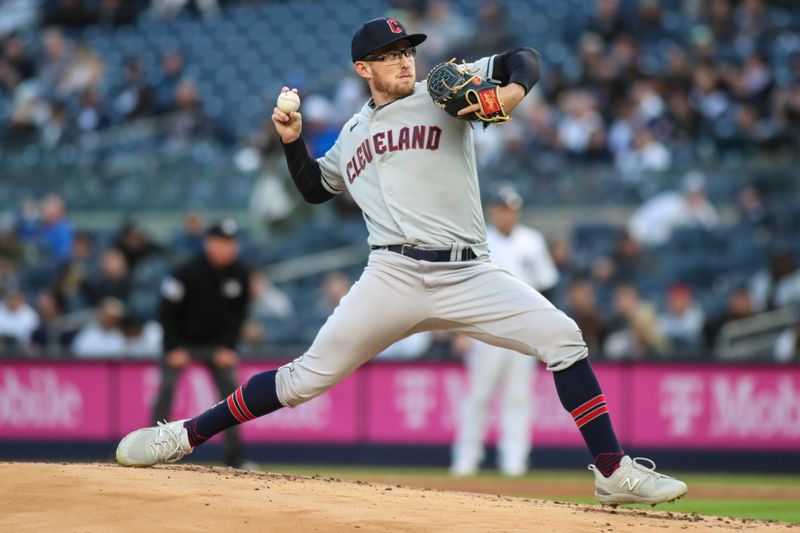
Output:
[427,59,511,124]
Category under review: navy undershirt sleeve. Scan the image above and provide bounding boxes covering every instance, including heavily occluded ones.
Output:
[281,136,336,204]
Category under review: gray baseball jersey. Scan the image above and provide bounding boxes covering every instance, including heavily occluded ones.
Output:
[317,57,497,257]
[274,55,588,409]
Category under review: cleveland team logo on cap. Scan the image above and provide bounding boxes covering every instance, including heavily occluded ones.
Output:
[387,18,403,33]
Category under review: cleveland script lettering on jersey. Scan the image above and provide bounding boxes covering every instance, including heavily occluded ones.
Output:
[346,125,442,183]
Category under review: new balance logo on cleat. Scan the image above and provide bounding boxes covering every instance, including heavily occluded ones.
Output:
[619,477,641,492]
[589,456,688,506]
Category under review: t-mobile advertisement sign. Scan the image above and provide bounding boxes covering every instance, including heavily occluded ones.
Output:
[0,361,798,450]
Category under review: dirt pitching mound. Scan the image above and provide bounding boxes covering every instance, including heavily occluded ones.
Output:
[0,462,792,532]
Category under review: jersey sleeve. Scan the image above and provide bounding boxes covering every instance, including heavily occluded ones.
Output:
[463,55,497,81]
[316,133,346,195]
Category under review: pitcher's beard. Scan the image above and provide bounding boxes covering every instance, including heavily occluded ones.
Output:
[374,74,415,100]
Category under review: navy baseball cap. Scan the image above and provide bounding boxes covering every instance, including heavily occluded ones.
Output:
[351,17,427,63]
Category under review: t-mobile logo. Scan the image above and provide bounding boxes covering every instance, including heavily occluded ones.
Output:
[394,370,437,430]
[659,376,704,436]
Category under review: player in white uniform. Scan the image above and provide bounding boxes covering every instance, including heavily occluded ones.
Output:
[116,17,687,507]
[451,184,558,477]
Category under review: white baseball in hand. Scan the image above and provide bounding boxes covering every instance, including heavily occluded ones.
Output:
[277,91,300,114]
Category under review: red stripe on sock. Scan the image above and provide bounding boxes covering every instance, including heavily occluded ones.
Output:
[571,394,605,419]
[576,405,609,428]
[575,402,607,425]
[235,387,256,420]
[227,395,248,423]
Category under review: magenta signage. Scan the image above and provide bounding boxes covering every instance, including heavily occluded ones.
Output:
[0,362,112,440]
[1,360,798,451]
[629,365,800,449]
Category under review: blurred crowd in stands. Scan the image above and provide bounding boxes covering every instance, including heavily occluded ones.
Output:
[1,0,799,362]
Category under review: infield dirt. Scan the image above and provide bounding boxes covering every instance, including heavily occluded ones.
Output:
[0,462,795,532]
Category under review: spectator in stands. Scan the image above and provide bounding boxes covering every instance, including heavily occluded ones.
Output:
[548,236,579,306]
[30,289,76,355]
[80,248,131,306]
[74,87,108,132]
[703,286,757,351]
[458,0,516,59]
[113,220,162,271]
[40,100,70,146]
[57,231,96,310]
[604,283,667,359]
[0,224,23,286]
[58,43,104,101]
[0,34,36,92]
[749,246,800,312]
[171,211,206,261]
[169,78,222,143]
[414,0,473,65]
[38,28,74,99]
[155,50,184,113]
[774,84,800,144]
[556,90,606,160]
[0,283,39,352]
[27,195,74,264]
[582,0,627,44]
[735,183,775,242]
[774,318,799,363]
[564,279,609,356]
[589,256,619,309]
[301,95,339,158]
[633,0,677,50]
[120,312,162,358]
[616,127,671,181]
[735,0,770,42]
[658,283,705,354]
[317,271,351,315]
[689,64,731,123]
[611,231,644,284]
[111,57,156,123]
[628,172,719,247]
[72,297,126,357]
[249,271,293,322]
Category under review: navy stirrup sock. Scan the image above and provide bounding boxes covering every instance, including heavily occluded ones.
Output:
[183,370,283,447]
[553,358,623,477]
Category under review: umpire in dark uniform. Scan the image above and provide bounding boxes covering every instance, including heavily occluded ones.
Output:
[153,218,250,467]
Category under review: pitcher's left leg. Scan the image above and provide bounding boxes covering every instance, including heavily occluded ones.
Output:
[435,263,687,505]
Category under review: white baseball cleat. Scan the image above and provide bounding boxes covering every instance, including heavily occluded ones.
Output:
[116,420,193,467]
[589,456,688,506]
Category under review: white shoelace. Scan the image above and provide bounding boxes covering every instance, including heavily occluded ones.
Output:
[630,457,675,480]
[148,420,187,463]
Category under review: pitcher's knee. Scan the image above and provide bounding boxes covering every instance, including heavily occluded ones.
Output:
[537,313,589,372]
[274,356,343,408]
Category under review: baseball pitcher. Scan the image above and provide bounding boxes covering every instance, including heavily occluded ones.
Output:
[117,17,687,507]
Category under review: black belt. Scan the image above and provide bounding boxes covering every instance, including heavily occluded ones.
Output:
[372,244,477,262]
